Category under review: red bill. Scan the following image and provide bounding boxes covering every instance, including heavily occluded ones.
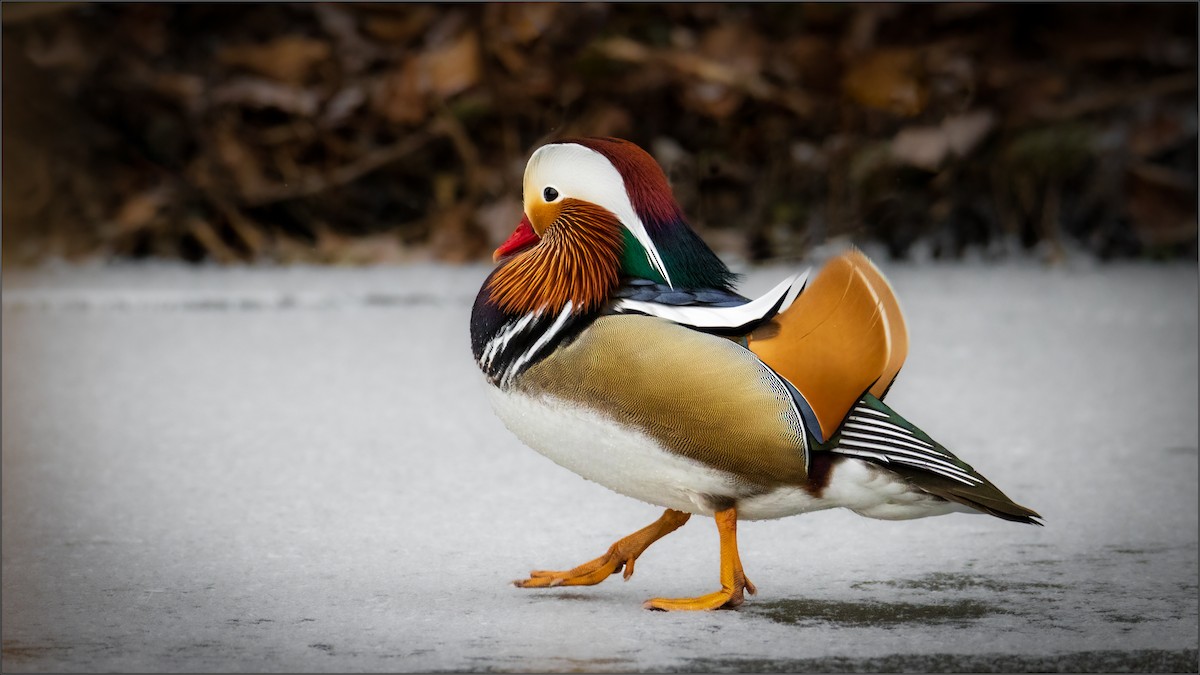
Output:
[493,215,541,262]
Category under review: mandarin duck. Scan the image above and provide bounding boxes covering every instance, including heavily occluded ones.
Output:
[470,137,1041,611]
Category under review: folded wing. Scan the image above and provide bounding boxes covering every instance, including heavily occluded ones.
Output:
[609,249,908,445]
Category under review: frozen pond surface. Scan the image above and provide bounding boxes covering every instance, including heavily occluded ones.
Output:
[2,258,1197,672]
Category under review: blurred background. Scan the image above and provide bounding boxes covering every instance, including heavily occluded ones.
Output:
[3,2,1197,268]
[3,6,1198,671]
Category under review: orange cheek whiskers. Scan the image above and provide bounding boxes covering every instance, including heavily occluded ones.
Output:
[488,201,624,316]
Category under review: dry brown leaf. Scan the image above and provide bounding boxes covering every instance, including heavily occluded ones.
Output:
[843,48,927,116]
[372,59,426,125]
[238,131,436,206]
[892,110,995,170]
[488,38,528,76]
[218,36,331,85]
[685,82,741,119]
[113,185,171,233]
[323,85,367,126]
[594,36,809,118]
[363,7,437,43]
[424,30,481,99]
[214,201,267,255]
[594,36,651,62]
[313,4,377,74]
[505,3,558,44]
[186,215,238,263]
[372,30,480,122]
[213,123,268,198]
[891,126,949,171]
[483,3,558,74]
[943,110,995,156]
[212,77,321,116]
[677,24,762,118]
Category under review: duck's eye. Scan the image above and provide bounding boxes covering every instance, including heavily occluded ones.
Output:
[543,187,560,202]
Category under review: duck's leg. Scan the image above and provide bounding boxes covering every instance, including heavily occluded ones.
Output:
[515,509,691,588]
[643,507,756,611]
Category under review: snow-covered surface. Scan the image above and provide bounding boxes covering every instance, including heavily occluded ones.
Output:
[2,259,1197,672]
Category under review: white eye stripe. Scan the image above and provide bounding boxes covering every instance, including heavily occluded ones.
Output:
[525,143,673,287]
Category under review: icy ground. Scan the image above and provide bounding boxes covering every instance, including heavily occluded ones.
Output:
[2,258,1197,673]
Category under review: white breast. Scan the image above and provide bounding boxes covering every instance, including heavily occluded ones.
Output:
[488,387,741,515]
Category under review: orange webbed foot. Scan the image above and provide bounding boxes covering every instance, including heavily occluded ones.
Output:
[514,546,633,588]
[513,509,690,589]
[643,571,756,611]
[642,507,756,611]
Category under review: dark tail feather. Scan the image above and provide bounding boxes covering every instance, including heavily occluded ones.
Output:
[831,394,1043,525]
[899,470,1044,525]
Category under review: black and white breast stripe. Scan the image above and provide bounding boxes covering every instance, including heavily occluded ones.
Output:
[833,402,982,486]
[476,302,587,388]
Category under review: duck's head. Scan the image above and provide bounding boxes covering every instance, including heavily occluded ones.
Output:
[489,137,735,315]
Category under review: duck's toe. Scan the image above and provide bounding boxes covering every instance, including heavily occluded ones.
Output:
[642,507,755,611]
[642,570,754,611]
[513,508,691,589]
[514,552,627,588]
